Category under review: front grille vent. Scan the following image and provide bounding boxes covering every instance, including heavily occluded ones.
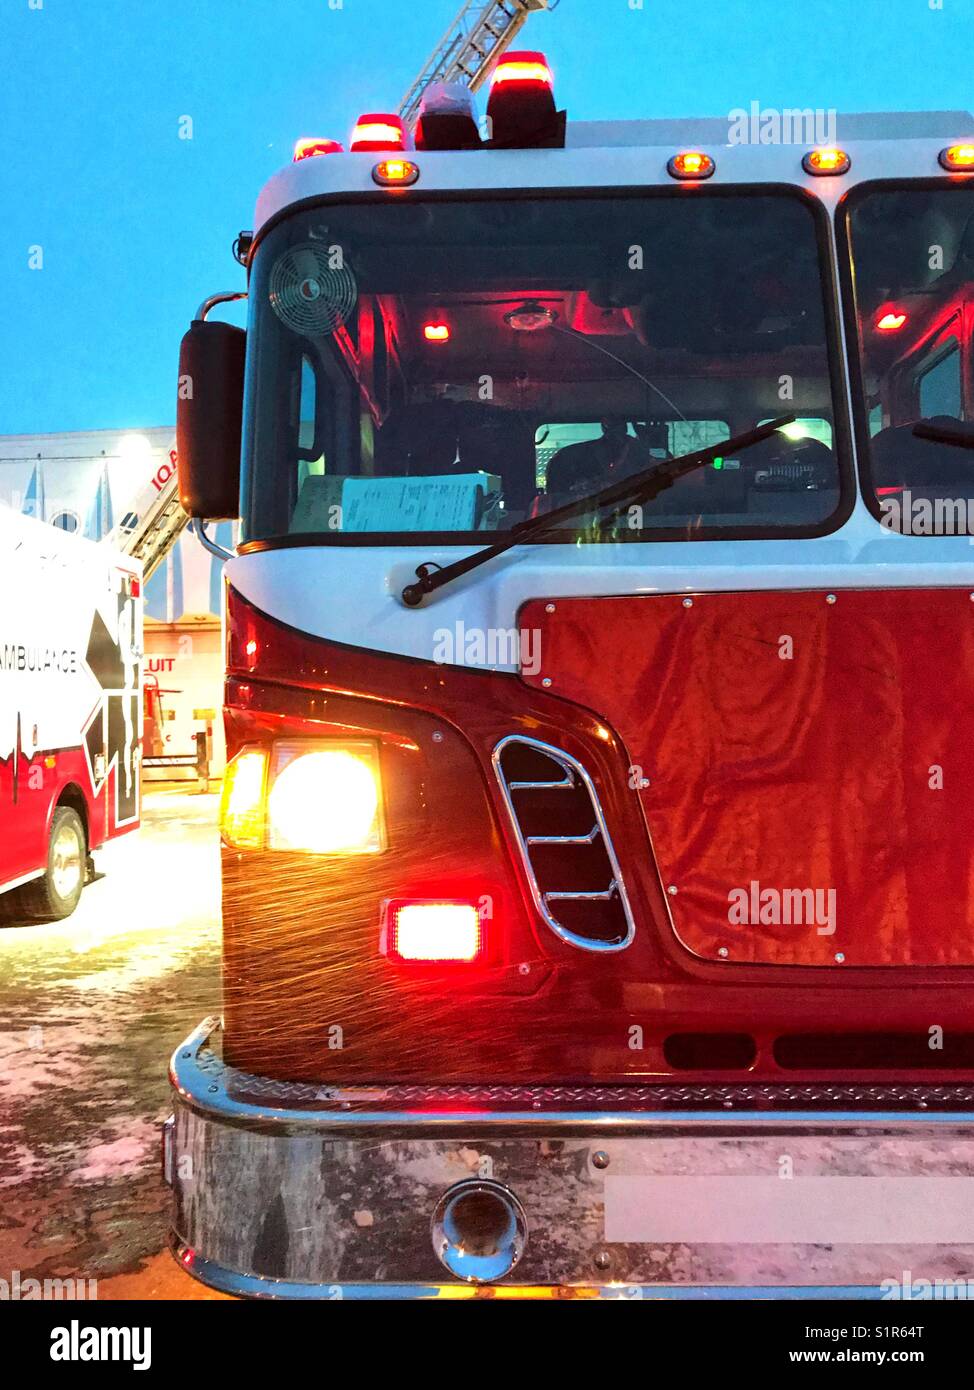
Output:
[493,735,635,952]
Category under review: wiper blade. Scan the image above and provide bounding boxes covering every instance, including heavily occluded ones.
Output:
[401,414,796,607]
[912,418,974,450]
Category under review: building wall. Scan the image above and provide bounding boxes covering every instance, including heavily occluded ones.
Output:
[143,619,225,782]
[0,428,228,777]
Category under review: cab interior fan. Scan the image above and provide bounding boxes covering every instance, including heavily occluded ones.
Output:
[268,243,358,336]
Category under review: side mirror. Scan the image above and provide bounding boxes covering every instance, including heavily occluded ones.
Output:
[176,319,246,519]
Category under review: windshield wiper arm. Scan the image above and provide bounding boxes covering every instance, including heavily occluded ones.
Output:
[400,414,796,607]
[913,418,974,450]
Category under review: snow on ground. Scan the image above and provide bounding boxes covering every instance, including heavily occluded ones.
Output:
[0,789,221,1289]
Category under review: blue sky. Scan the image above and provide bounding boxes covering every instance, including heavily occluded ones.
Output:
[2,0,971,434]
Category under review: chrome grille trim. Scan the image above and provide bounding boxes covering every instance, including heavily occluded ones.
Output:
[508,771,574,790]
[492,734,637,953]
[546,886,619,902]
[526,825,601,846]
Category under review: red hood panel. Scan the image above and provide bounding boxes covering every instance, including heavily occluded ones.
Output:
[520,589,974,968]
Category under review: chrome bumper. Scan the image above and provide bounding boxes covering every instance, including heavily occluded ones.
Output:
[168,1018,974,1300]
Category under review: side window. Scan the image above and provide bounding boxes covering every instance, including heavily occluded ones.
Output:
[293,355,327,529]
[298,356,318,454]
[918,341,962,421]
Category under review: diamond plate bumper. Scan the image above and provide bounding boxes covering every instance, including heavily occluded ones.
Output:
[168,1018,974,1299]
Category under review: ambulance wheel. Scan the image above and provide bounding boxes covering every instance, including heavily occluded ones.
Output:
[15,808,87,923]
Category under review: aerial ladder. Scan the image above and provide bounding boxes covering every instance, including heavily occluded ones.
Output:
[116,2,558,581]
[399,0,558,125]
[108,471,189,582]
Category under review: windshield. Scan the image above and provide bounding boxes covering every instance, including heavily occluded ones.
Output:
[240,191,847,544]
[843,182,974,533]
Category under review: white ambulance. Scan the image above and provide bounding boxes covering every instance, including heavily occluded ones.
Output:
[0,504,142,921]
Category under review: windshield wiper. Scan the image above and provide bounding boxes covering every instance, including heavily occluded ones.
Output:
[400,414,796,607]
[913,418,974,450]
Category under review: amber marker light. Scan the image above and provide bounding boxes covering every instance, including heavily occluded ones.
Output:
[939,144,974,172]
[667,150,715,180]
[372,158,420,187]
[802,147,851,176]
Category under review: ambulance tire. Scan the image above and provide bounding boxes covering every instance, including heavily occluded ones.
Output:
[1,808,88,925]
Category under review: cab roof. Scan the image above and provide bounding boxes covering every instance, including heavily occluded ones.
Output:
[253,110,974,240]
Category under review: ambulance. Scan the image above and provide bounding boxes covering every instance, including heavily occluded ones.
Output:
[0,504,142,921]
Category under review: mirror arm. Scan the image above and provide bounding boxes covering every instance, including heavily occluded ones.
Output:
[195,290,247,323]
[190,519,234,563]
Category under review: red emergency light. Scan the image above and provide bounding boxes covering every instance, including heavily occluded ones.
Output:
[386,901,483,962]
[489,50,554,90]
[415,82,481,151]
[350,113,411,153]
[876,309,908,332]
[486,50,563,149]
[423,322,451,342]
[292,137,344,162]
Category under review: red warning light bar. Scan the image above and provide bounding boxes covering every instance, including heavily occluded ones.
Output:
[489,50,553,89]
[293,137,344,162]
[350,113,411,153]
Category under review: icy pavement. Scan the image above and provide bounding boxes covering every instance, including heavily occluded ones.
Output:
[0,788,222,1295]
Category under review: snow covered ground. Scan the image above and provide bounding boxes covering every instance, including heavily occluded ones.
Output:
[0,788,222,1297]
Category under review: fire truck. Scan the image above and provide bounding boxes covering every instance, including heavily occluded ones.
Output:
[166,48,974,1296]
[0,505,142,922]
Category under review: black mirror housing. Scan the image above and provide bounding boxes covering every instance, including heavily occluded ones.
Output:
[176,319,246,519]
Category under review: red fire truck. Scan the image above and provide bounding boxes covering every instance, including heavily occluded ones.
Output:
[0,505,142,922]
[167,56,974,1297]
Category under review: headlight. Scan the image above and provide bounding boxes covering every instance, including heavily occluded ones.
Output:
[268,742,383,853]
[221,740,385,853]
[220,749,268,849]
